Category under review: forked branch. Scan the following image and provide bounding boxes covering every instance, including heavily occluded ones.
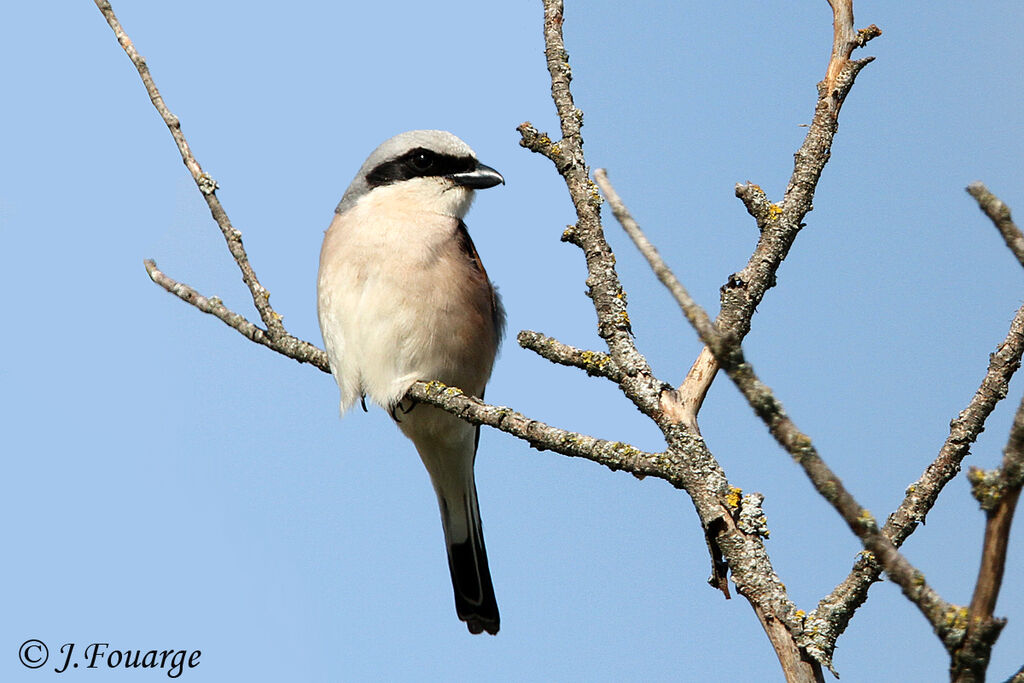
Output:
[665,0,880,436]
[807,186,1024,675]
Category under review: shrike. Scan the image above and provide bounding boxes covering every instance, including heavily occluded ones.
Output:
[317,130,505,635]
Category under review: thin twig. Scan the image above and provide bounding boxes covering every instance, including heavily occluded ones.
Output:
[593,168,720,433]
[147,259,665,476]
[94,0,285,339]
[967,182,1024,268]
[408,381,663,474]
[517,330,623,382]
[145,260,327,369]
[593,169,694,314]
[594,116,965,655]
[517,0,667,420]
[670,3,878,441]
[806,188,1024,666]
[662,267,963,652]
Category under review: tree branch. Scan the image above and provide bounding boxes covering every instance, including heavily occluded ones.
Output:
[147,257,667,477]
[666,3,880,437]
[653,251,966,662]
[594,116,976,664]
[517,330,623,382]
[94,0,286,340]
[952,391,1024,681]
[520,5,827,680]
[145,259,328,370]
[517,0,668,420]
[592,168,715,433]
[807,186,1024,671]
[967,182,1024,268]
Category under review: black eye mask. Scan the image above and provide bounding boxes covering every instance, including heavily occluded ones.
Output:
[365,148,477,188]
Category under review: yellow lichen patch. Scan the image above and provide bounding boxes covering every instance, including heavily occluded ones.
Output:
[612,442,641,460]
[967,467,1004,511]
[725,486,742,509]
[944,606,969,631]
[768,203,783,219]
[424,380,449,393]
[579,350,610,370]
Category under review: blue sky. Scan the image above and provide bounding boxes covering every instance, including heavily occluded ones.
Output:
[2,1,1022,681]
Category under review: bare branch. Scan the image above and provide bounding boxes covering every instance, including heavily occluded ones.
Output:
[520,5,826,679]
[517,0,668,421]
[669,283,963,653]
[145,260,329,371]
[824,1,880,104]
[629,3,880,440]
[659,255,962,643]
[599,138,968,661]
[593,168,722,433]
[517,330,623,382]
[94,0,285,340]
[407,381,666,474]
[593,168,726,434]
[593,169,694,316]
[147,258,667,479]
[967,182,1024,268]
[807,191,1024,667]
[884,301,1023,543]
[952,392,1024,681]
[716,49,876,341]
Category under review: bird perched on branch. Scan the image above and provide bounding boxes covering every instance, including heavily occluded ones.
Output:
[317,130,505,635]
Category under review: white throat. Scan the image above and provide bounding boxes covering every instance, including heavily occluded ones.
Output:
[359,177,476,220]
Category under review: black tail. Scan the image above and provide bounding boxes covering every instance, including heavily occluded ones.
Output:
[440,485,500,635]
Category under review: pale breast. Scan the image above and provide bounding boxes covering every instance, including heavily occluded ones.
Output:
[317,198,499,412]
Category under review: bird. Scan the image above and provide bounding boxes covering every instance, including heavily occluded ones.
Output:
[317,130,505,635]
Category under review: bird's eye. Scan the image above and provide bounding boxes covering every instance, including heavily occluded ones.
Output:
[410,150,435,172]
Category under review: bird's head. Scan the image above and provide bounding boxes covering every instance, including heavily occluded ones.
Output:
[337,130,504,218]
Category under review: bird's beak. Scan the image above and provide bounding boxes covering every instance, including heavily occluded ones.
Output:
[447,163,505,189]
